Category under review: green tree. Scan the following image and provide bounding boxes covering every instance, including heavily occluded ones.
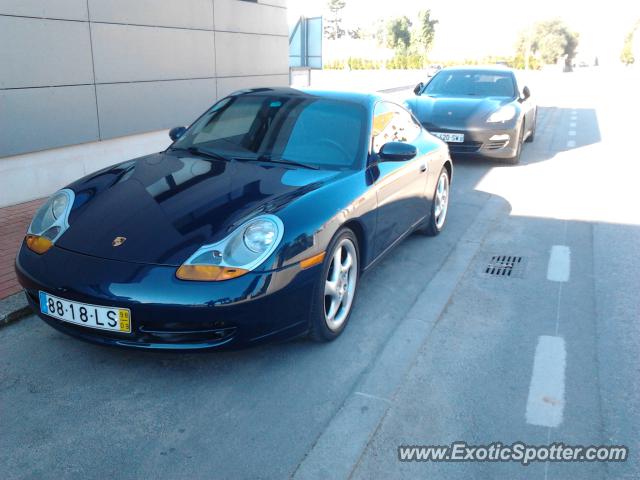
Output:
[413,10,438,55]
[516,20,579,69]
[373,19,387,47]
[535,20,578,66]
[386,16,412,52]
[347,27,363,40]
[621,20,639,65]
[621,33,635,65]
[325,0,346,40]
[515,28,535,69]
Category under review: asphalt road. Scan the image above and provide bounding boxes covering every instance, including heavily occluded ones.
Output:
[1,68,639,480]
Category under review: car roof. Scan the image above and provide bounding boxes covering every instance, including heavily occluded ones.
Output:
[228,87,383,109]
[438,65,515,74]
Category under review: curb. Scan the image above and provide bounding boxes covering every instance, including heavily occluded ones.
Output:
[378,84,415,94]
[0,291,31,328]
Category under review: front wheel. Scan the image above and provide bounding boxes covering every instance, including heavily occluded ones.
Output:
[505,122,525,165]
[525,109,537,143]
[308,228,360,342]
[420,167,450,237]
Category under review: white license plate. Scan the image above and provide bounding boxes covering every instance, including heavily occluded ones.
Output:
[39,291,131,333]
[432,132,465,143]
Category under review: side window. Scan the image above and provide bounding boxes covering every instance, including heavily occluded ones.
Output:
[371,102,421,153]
[394,106,421,143]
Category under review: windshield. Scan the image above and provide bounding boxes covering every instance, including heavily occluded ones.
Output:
[172,94,366,170]
[424,70,516,98]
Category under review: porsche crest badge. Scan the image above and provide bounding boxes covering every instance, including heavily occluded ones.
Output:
[112,236,127,247]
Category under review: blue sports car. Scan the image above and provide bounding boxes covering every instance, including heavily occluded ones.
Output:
[15,88,452,350]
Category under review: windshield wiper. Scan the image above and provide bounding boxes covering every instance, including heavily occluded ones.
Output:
[172,146,234,163]
[254,155,320,170]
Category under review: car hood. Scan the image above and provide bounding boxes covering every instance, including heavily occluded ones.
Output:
[58,151,340,266]
[407,95,513,129]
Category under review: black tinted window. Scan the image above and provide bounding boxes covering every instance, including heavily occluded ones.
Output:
[425,70,516,98]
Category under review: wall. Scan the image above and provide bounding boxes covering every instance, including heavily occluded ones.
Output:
[0,0,289,159]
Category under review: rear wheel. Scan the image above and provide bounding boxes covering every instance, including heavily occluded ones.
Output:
[308,228,360,342]
[419,167,450,237]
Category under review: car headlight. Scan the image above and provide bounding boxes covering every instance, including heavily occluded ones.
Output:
[176,214,284,281]
[25,189,75,254]
[486,105,517,123]
[243,219,278,253]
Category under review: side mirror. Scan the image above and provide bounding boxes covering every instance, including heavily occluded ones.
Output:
[413,82,424,96]
[379,142,417,161]
[169,126,187,141]
[521,86,531,100]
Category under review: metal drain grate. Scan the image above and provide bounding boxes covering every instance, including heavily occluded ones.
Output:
[484,255,525,277]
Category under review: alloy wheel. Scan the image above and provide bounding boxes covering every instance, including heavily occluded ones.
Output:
[434,171,449,230]
[324,238,358,331]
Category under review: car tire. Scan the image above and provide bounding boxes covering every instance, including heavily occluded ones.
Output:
[308,228,360,342]
[525,110,537,143]
[419,167,450,237]
[505,122,525,165]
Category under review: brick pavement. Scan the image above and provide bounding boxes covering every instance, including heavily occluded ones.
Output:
[0,198,45,299]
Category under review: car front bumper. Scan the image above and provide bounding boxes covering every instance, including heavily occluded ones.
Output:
[15,243,318,350]
[424,124,519,159]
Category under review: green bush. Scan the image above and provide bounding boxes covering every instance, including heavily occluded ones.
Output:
[323,55,545,71]
[511,54,541,70]
[324,58,387,70]
[323,59,346,70]
[386,54,425,69]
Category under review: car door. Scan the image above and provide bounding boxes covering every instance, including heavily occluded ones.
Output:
[369,101,431,257]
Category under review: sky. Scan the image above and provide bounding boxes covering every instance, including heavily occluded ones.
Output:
[287,0,640,63]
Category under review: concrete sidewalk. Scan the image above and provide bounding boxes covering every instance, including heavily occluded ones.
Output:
[0,198,43,325]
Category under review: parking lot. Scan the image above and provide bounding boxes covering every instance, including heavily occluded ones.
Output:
[1,68,639,479]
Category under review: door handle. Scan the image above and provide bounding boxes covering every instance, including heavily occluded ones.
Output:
[420,163,427,173]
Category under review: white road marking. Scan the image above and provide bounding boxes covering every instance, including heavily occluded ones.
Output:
[354,391,392,404]
[570,122,576,128]
[568,130,576,136]
[526,335,566,428]
[566,140,576,148]
[547,245,571,282]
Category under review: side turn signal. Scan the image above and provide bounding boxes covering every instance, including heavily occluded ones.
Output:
[25,235,53,254]
[300,251,326,270]
[176,265,249,281]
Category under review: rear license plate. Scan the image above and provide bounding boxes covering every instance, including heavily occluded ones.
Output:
[432,132,464,143]
[39,291,131,333]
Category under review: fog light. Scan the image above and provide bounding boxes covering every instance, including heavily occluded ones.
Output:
[25,235,53,254]
[489,134,510,141]
[176,265,248,281]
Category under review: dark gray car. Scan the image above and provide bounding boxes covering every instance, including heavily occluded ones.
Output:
[406,66,536,164]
